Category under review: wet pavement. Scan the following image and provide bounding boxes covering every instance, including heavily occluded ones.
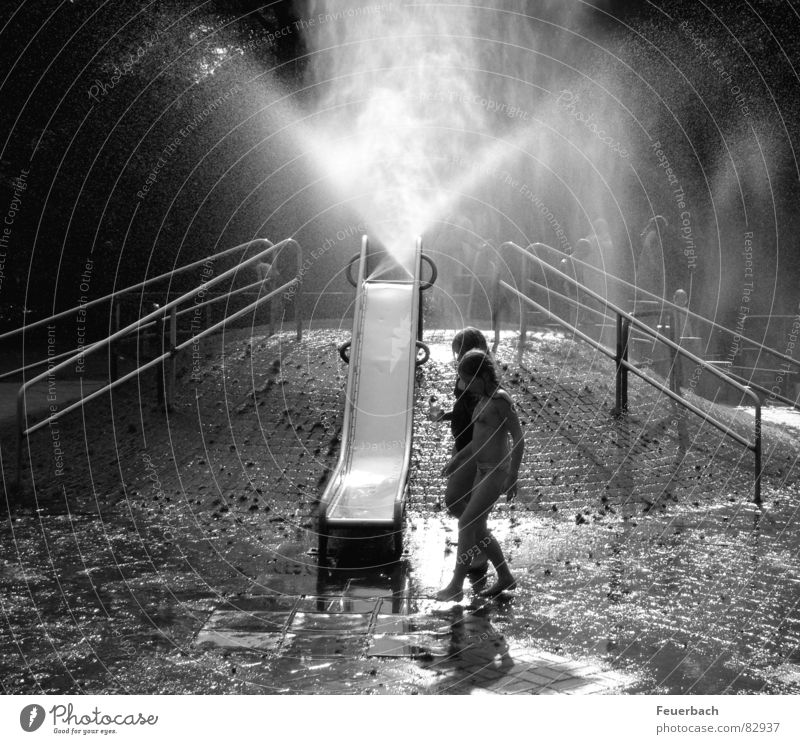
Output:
[1,326,799,694]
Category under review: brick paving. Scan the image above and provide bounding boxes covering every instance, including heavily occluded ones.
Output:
[193,588,632,694]
[2,324,799,694]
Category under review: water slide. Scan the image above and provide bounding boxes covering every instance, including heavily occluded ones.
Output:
[317,237,432,560]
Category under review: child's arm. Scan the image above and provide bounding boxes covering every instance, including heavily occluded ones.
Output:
[498,396,524,499]
[434,381,467,423]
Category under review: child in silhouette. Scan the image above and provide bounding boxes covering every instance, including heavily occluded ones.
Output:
[431,328,492,580]
[432,328,488,504]
[435,349,524,600]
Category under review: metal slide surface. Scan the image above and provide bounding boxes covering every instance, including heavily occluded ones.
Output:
[320,241,421,531]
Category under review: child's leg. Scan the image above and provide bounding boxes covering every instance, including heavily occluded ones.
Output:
[464,468,517,596]
[443,457,476,519]
[434,521,477,601]
[436,464,503,601]
[476,532,516,595]
[444,458,487,572]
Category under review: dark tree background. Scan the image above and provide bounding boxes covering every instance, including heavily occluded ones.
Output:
[1,0,799,339]
[0,0,311,331]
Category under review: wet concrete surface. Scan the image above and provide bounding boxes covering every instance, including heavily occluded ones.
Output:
[1,326,799,694]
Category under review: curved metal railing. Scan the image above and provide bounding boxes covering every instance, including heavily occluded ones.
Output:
[0,236,303,379]
[13,237,304,489]
[494,240,764,504]
[518,241,800,410]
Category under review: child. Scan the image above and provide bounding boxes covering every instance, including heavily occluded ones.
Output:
[435,349,524,601]
[433,329,488,487]
[431,328,491,578]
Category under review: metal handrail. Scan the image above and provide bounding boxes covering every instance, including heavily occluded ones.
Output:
[496,240,763,504]
[0,237,281,342]
[23,280,298,441]
[524,240,800,413]
[501,241,762,402]
[524,241,800,373]
[1,240,302,381]
[171,276,284,321]
[0,346,89,381]
[500,283,753,450]
[723,368,800,410]
[14,238,304,488]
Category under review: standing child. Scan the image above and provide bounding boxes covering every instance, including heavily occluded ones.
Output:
[431,328,491,581]
[435,349,524,600]
[431,328,488,520]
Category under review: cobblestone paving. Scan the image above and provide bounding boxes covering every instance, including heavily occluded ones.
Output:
[2,326,799,694]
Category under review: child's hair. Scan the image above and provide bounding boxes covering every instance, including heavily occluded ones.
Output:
[458,349,500,390]
[451,327,488,359]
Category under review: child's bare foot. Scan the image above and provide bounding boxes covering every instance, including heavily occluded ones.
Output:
[479,577,517,598]
[434,584,464,602]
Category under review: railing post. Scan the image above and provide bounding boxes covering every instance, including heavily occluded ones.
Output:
[614,314,624,416]
[613,313,631,418]
[296,241,303,341]
[269,283,277,337]
[667,309,682,397]
[167,304,177,411]
[754,403,762,505]
[152,305,165,410]
[15,390,25,490]
[491,259,501,352]
[519,249,528,345]
[622,318,630,412]
[110,301,121,382]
